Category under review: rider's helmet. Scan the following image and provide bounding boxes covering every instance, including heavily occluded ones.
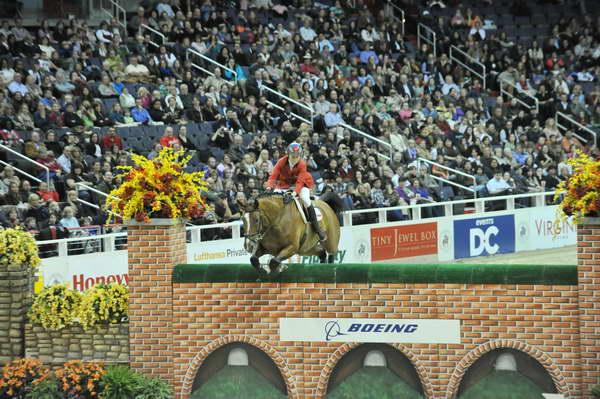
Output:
[287,142,303,158]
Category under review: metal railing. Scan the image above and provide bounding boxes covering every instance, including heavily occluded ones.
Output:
[186,48,237,81]
[449,45,487,90]
[101,0,126,29]
[417,157,477,198]
[0,144,50,189]
[261,85,314,126]
[342,191,555,226]
[417,23,437,58]
[141,24,166,48]
[386,0,405,36]
[556,111,597,147]
[339,123,392,161]
[499,76,539,113]
[35,190,556,257]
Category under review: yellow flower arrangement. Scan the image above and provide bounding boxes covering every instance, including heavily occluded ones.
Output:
[0,228,41,270]
[29,284,82,331]
[105,147,210,223]
[0,358,50,397]
[554,151,600,223]
[78,283,128,331]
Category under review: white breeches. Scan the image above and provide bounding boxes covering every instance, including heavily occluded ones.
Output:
[274,187,311,207]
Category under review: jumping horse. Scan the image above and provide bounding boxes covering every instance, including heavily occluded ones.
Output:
[242,191,341,273]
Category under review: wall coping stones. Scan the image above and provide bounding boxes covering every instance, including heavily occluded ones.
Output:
[172,263,577,285]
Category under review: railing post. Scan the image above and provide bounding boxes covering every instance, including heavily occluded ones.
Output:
[342,212,352,227]
[475,200,485,213]
[378,209,387,224]
[506,197,515,210]
[232,224,241,239]
[444,203,453,217]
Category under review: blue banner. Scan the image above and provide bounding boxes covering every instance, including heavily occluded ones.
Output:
[453,215,515,259]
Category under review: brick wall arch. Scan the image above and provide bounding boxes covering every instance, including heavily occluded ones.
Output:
[446,340,571,399]
[179,335,299,399]
[315,342,434,398]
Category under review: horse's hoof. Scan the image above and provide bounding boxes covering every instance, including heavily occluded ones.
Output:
[275,263,288,274]
[250,256,260,270]
[259,264,271,274]
[268,257,281,273]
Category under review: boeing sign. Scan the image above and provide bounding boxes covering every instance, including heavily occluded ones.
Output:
[280,318,460,344]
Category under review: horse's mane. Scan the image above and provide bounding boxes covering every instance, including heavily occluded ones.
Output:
[254,191,285,200]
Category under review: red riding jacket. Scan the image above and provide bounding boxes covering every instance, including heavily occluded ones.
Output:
[266,156,315,194]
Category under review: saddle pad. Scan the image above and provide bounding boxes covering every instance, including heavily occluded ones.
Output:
[293,198,322,223]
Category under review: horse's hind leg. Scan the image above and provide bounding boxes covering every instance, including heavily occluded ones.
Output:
[327,253,335,264]
[269,244,298,273]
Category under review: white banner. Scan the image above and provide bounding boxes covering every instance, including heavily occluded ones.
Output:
[515,206,576,252]
[279,318,461,344]
[41,252,128,292]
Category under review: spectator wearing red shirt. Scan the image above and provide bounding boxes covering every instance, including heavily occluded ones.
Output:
[100,127,123,151]
[159,126,181,148]
[36,181,59,202]
[35,148,63,180]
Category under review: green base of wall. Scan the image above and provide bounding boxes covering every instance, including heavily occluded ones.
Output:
[173,264,577,285]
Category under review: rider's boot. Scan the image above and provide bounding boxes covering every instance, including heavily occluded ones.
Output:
[307,205,327,243]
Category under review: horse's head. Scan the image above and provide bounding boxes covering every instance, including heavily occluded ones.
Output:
[241,197,263,254]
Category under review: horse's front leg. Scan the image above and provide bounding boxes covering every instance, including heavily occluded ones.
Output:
[269,244,298,273]
[250,245,264,271]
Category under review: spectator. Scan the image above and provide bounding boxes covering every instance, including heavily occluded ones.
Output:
[100,127,124,151]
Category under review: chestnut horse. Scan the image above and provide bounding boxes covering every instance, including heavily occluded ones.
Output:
[242,192,341,273]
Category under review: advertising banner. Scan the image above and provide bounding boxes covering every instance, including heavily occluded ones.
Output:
[515,206,576,251]
[370,222,438,262]
[453,215,515,259]
[41,252,128,292]
[279,318,460,344]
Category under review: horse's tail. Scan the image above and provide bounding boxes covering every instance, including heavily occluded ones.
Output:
[319,191,346,223]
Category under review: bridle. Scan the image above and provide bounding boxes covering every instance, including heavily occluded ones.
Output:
[243,193,291,248]
[243,208,274,246]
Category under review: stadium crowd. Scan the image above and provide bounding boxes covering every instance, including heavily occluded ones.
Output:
[0,0,599,237]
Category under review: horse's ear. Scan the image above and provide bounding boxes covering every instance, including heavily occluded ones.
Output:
[244,198,257,212]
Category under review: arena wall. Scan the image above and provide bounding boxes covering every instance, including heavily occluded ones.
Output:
[170,264,578,398]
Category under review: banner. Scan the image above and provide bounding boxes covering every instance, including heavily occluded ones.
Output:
[279,318,460,344]
[515,206,576,251]
[370,222,438,261]
[41,252,128,292]
[453,215,515,259]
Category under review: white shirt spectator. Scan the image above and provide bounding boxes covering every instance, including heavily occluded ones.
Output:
[57,154,72,174]
[486,176,510,194]
[156,2,175,17]
[361,28,380,42]
[300,26,317,42]
[325,110,344,127]
[314,100,331,115]
[8,81,28,95]
[469,27,486,40]
[95,29,113,44]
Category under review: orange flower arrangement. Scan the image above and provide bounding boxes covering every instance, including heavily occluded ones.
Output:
[554,151,600,223]
[0,358,50,397]
[55,360,105,397]
[105,147,210,223]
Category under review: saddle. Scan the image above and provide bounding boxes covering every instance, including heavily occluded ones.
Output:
[290,196,322,224]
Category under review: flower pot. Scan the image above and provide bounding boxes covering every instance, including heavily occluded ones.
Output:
[582,217,600,225]
[124,218,188,226]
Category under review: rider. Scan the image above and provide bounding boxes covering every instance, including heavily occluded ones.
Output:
[265,142,327,242]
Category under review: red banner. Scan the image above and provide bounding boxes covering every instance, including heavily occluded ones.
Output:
[370,223,438,261]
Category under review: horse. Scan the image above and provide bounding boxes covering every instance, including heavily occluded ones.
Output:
[242,191,341,273]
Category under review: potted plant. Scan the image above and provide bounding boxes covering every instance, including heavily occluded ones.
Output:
[554,151,600,223]
[105,147,209,224]
[0,228,41,304]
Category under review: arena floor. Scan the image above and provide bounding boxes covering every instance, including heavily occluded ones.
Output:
[447,246,577,265]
